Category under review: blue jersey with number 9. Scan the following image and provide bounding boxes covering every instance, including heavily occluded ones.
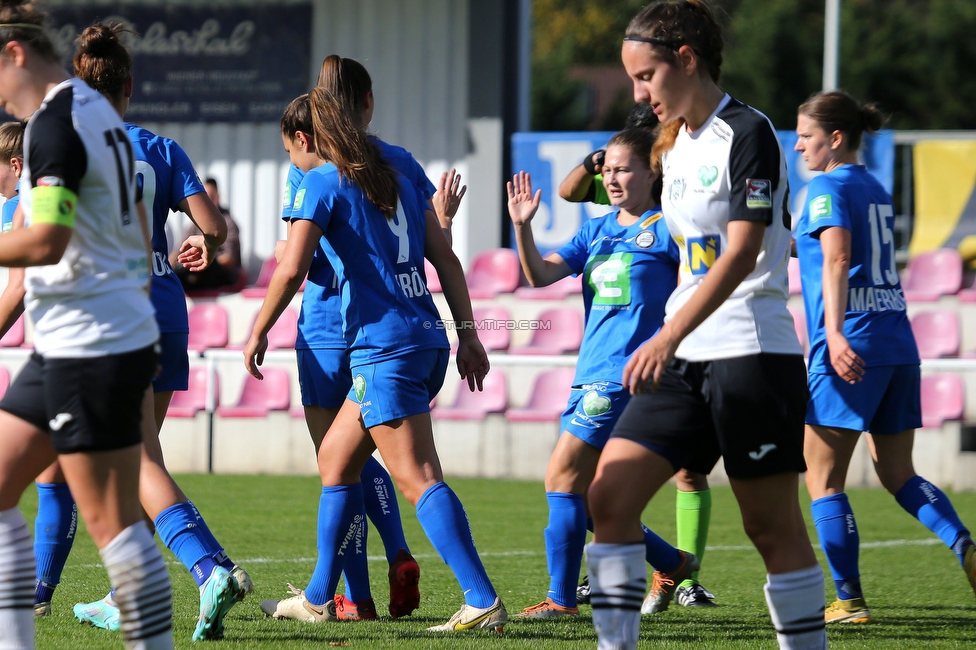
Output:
[126,124,205,333]
[796,164,919,374]
[292,162,447,364]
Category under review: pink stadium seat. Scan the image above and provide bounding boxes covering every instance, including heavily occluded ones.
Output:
[902,249,962,302]
[187,303,229,352]
[514,274,583,300]
[167,367,218,418]
[0,367,10,400]
[452,305,511,353]
[920,373,965,428]
[788,257,802,296]
[217,367,291,418]
[506,367,576,422]
[241,257,278,298]
[788,306,808,356]
[510,308,584,355]
[0,316,24,348]
[466,249,521,299]
[910,310,960,359]
[425,260,442,293]
[267,307,299,350]
[432,370,508,420]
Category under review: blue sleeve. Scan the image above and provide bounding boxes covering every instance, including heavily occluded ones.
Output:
[281,164,305,221]
[407,159,435,200]
[556,218,596,275]
[805,175,849,237]
[1,197,16,233]
[294,172,338,233]
[167,140,204,209]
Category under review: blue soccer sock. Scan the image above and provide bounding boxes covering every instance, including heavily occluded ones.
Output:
[416,482,496,608]
[360,455,409,563]
[544,492,587,608]
[305,485,364,606]
[34,483,77,604]
[895,476,973,566]
[154,501,224,587]
[641,523,682,574]
[183,501,235,572]
[341,495,372,604]
[810,493,862,600]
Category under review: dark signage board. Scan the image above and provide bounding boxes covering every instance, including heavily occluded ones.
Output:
[48,3,312,122]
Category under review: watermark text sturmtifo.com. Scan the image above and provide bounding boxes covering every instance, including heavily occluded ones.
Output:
[421,319,552,331]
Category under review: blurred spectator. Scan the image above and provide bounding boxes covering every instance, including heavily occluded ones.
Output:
[173,177,243,290]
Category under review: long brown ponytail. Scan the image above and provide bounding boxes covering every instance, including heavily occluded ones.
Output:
[309,55,398,217]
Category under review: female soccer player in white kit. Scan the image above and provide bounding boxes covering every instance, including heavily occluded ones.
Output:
[0,3,171,649]
[585,2,827,649]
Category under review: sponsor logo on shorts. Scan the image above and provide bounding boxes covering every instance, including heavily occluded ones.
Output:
[48,412,73,431]
[582,390,611,416]
[698,165,718,187]
[810,194,832,221]
[745,179,772,208]
[748,443,777,461]
[353,374,367,402]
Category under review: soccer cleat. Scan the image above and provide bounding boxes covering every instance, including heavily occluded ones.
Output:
[334,595,378,621]
[192,566,241,641]
[825,597,871,624]
[516,597,579,618]
[231,565,254,602]
[73,597,121,632]
[427,597,508,632]
[388,549,421,618]
[576,576,590,605]
[260,584,339,623]
[641,550,700,615]
[675,583,717,608]
[33,601,51,617]
[964,543,976,602]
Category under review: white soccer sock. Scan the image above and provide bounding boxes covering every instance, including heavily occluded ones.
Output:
[585,542,645,650]
[100,522,173,650]
[0,508,34,650]
[764,564,828,650]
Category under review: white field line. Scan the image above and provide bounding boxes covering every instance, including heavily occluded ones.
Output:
[74,537,942,569]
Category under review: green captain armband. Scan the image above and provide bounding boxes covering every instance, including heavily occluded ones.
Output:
[31,185,77,228]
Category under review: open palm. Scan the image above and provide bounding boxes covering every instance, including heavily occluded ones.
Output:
[507,170,541,227]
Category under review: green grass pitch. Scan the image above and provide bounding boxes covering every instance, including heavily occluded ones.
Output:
[25,475,976,649]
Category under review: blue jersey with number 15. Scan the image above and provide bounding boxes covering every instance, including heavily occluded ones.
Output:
[292,164,447,364]
[126,124,205,333]
[796,165,918,374]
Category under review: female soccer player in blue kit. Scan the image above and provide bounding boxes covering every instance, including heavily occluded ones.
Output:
[263,56,462,622]
[247,65,504,631]
[509,128,705,620]
[795,89,976,624]
[23,23,252,641]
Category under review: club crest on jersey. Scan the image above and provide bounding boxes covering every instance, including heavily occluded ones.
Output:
[669,177,686,202]
[745,179,772,208]
[810,194,832,221]
[687,235,721,275]
[36,176,64,187]
[635,231,656,248]
[353,374,367,402]
[698,166,718,187]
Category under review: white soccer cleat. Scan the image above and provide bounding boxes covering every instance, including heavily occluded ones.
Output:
[427,597,508,632]
[260,584,338,623]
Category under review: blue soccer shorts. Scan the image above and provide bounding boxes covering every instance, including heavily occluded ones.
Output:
[348,348,449,428]
[806,364,922,435]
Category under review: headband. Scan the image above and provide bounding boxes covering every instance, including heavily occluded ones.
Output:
[623,35,679,50]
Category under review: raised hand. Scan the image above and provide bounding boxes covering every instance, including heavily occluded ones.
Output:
[432,168,467,224]
[507,171,542,227]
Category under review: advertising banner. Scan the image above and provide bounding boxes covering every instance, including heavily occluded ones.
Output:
[48,3,312,123]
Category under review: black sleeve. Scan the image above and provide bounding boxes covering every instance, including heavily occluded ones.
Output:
[727,115,781,225]
[27,88,87,193]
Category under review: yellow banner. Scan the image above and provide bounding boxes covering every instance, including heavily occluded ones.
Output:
[910,141,976,257]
